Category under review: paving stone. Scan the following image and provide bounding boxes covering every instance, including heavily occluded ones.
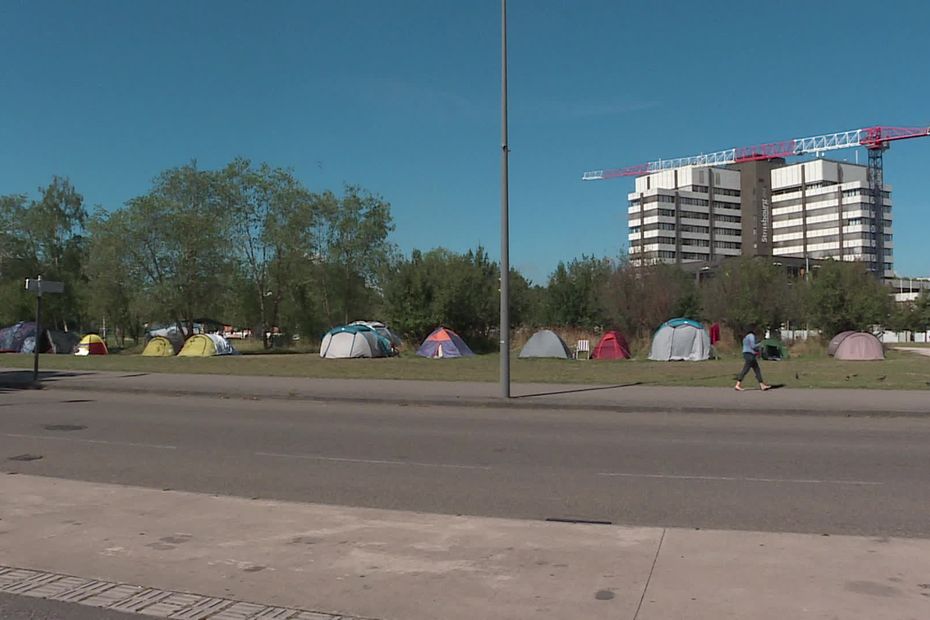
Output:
[209,602,268,619]
[52,579,122,603]
[20,575,91,599]
[108,587,174,613]
[80,583,145,608]
[139,592,206,617]
[0,567,40,588]
[0,571,62,594]
[168,595,234,619]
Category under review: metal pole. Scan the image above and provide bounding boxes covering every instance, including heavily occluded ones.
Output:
[499,0,510,399]
[33,276,42,383]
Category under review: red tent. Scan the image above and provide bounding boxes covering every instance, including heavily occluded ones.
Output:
[591,331,631,359]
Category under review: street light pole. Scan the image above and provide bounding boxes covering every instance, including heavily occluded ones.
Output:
[500,0,511,399]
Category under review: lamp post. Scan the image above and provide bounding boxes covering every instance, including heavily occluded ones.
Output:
[500,0,511,398]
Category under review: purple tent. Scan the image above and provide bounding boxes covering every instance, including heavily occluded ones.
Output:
[416,327,475,358]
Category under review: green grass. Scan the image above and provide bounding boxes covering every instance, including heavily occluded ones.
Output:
[3,349,929,390]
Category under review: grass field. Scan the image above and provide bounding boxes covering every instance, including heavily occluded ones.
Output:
[3,348,929,390]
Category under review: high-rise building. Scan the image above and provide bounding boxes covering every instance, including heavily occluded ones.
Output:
[627,158,893,276]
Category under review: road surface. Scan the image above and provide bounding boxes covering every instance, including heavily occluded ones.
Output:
[3,388,929,538]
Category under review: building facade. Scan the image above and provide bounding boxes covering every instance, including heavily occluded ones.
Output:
[626,158,894,276]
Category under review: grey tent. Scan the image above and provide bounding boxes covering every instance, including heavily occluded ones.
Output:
[519,329,572,359]
[827,331,856,356]
[833,332,884,361]
[649,318,711,361]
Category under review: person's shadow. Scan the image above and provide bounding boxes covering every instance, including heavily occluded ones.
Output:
[514,382,642,399]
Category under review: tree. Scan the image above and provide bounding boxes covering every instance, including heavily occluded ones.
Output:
[544,256,611,329]
[117,163,234,335]
[315,186,396,325]
[218,159,318,347]
[0,178,87,329]
[805,260,891,337]
[600,260,700,337]
[382,246,513,346]
[700,257,797,338]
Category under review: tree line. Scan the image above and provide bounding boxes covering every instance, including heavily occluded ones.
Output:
[2,161,927,350]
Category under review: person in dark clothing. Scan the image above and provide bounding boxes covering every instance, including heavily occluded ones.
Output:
[735,326,771,391]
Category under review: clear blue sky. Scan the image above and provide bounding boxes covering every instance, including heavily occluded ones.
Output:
[2,0,928,282]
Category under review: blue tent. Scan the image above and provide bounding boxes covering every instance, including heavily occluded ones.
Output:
[416,327,475,358]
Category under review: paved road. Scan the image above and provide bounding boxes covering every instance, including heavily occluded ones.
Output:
[2,388,930,537]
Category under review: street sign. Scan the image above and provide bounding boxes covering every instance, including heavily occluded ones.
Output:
[25,278,65,295]
[24,277,66,383]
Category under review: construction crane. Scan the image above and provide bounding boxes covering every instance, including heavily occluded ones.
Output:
[582,125,930,275]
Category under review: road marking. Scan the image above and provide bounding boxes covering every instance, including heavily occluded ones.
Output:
[254,451,491,471]
[0,433,177,450]
[597,472,883,486]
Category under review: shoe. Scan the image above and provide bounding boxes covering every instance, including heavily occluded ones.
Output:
[734,385,744,391]
[760,384,771,391]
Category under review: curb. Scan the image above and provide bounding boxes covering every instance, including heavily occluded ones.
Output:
[4,378,929,418]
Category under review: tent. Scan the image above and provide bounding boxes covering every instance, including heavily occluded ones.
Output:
[760,338,789,361]
[178,334,238,357]
[349,320,403,349]
[1,322,78,354]
[648,318,711,361]
[416,327,474,359]
[827,331,856,356]
[0,322,34,353]
[142,335,182,357]
[320,324,393,359]
[833,332,884,361]
[591,330,631,360]
[519,329,572,359]
[75,334,108,356]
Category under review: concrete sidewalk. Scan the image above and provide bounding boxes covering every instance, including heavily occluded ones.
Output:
[1,475,928,620]
[2,366,929,416]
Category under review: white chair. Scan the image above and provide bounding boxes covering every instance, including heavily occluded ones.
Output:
[576,339,590,360]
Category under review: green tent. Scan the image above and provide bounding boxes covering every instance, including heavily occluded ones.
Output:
[760,338,789,361]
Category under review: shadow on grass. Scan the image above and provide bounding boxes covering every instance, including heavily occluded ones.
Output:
[514,382,643,399]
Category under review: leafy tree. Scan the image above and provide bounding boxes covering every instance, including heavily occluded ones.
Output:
[805,260,891,337]
[600,260,700,337]
[218,158,318,346]
[315,186,396,325]
[915,291,930,331]
[0,178,87,329]
[544,256,611,329]
[701,257,797,338]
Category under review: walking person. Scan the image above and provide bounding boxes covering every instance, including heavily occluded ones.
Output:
[735,326,771,391]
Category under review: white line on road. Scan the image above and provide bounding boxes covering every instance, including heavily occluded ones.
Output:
[254,451,492,471]
[597,472,883,486]
[0,433,177,450]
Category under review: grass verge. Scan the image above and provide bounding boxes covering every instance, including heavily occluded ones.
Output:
[2,349,928,389]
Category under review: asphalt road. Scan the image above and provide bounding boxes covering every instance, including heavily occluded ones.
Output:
[2,388,930,537]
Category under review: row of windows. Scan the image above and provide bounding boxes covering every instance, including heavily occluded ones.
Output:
[715,187,741,197]
[680,197,709,206]
[773,184,891,198]
[714,201,741,210]
[715,241,741,249]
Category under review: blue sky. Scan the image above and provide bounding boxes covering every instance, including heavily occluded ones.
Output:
[2,0,928,282]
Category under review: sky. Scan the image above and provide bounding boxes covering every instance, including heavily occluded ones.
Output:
[2,0,929,283]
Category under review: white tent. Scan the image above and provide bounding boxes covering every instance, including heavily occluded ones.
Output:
[349,320,402,348]
[649,318,711,361]
[320,325,391,359]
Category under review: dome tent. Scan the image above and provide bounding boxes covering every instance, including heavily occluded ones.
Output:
[416,327,474,359]
[320,324,394,359]
[833,332,884,361]
[648,318,710,362]
[142,335,182,357]
[519,329,571,359]
[760,338,789,361]
[178,334,238,357]
[591,330,631,360]
[75,334,108,356]
[827,331,856,356]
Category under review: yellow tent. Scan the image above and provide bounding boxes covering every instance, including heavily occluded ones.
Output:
[177,334,237,357]
[75,334,108,356]
[142,336,178,357]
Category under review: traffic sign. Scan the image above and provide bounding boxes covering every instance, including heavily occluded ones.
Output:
[25,278,65,295]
